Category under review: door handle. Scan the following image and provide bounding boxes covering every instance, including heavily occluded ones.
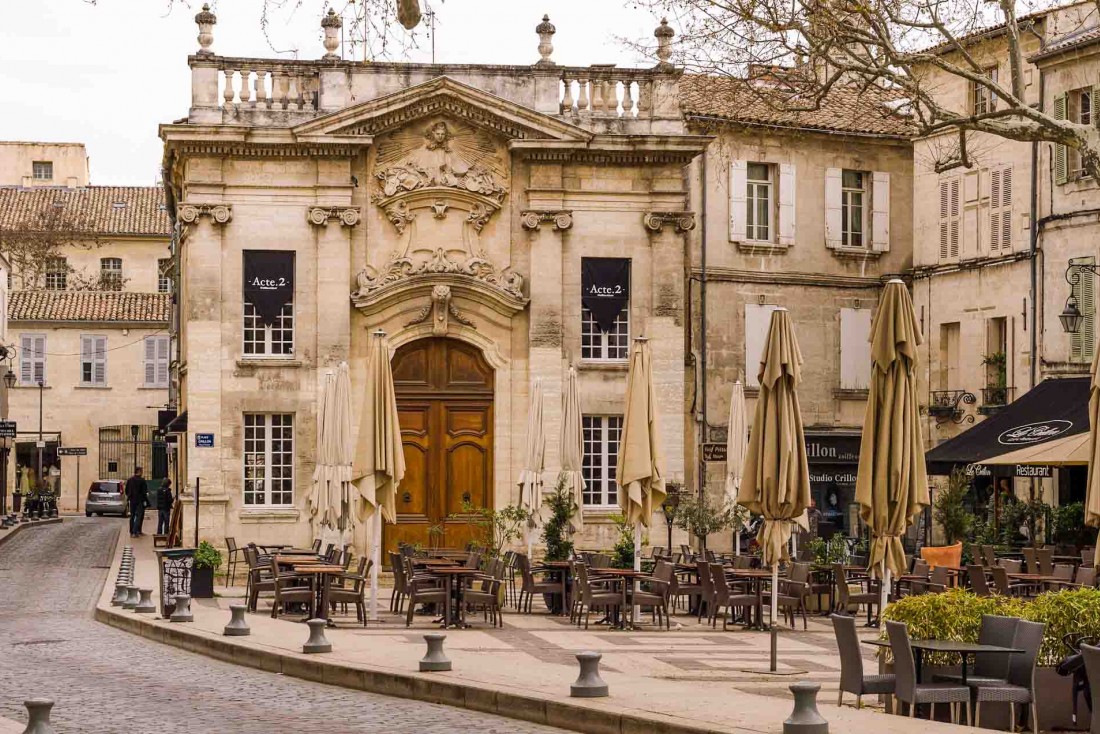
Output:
[402,491,412,503]
[461,491,471,504]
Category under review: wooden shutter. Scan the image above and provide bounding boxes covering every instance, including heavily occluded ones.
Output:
[989,166,1012,253]
[81,335,106,385]
[729,160,747,241]
[825,167,842,249]
[840,308,872,389]
[1073,257,1096,361]
[1054,93,1069,185]
[144,337,157,386]
[871,171,890,252]
[20,334,45,385]
[939,177,960,259]
[157,336,170,387]
[778,163,796,246]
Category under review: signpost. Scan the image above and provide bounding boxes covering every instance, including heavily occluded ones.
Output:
[702,443,728,462]
[0,421,17,439]
[57,446,88,513]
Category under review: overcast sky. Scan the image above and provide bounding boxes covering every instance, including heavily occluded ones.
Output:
[1,1,659,185]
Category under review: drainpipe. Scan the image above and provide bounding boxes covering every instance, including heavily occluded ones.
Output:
[699,152,708,501]
[1029,67,1043,388]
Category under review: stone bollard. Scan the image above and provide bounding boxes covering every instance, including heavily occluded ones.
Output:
[135,588,156,614]
[419,633,452,672]
[20,698,56,734]
[224,604,250,636]
[783,682,828,734]
[111,583,128,606]
[122,585,140,609]
[170,594,193,622]
[570,651,609,697]
[302,618,331,653]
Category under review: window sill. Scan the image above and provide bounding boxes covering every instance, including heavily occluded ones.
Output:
[236,358,301,368]
[580,507,623,518]
[13,385,52,390]
[578,360,629,372]
[833,388,869,400]
[139,385,169,390]
[743,385,760,398]
[75,385,112,390]
[829,246,882,261]
[734,240,788,255]
[239,507,300,523]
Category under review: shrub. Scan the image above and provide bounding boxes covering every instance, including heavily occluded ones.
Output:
[194,540,223,570]
[882,587,1100,666]
[541,473,577,562]
[672,492,745,551]
[933,469,972,545]
[610,514,646,569]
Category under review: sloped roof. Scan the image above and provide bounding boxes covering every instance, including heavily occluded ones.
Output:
[0,186,170,238]
[1031,23,1100,60]
[9,291,170,323]
[680,75,913,137]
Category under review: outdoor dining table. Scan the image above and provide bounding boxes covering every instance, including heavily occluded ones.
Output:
[411,557,459,567]
[591,568,644,629]
[538,561,572,615]
[863,638,1022,684]
[256,543,291,553]
[275,547,319,555]
[292,563,345,626]
[726,568,777,630]
[427,566,481,628]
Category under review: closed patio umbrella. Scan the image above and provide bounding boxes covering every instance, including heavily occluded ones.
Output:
[617,337,666,582]
[518,377,546,558]
[310,369,344,545]
[561,366,586,532]
[855,279,929,618]
[1086,350,1100,566]
[737,308,811,642]
[333,362,354,542]
[352,330,406,621]
[725,380,748,555]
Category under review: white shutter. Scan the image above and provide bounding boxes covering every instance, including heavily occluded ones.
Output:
[157,336,170,387]
[1054,93,1068,185]
[21,334,45,386]
[94,335,106,385]
[871,171,890,252]
[1073,257,1096,361]
[729,160,747,242]
[825,167,842,249]
[744,303,780,387]
[989,168,1002,252]
[80,335,92,384]
[939,177,961,260]
[778,163,796,246]
[840,308,872,389]
[144,337,157,386]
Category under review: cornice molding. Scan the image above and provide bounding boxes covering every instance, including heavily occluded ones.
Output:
[307,206,360,227]
[177,203,232,225]
[520,210,573,231]
[694,266,889,290]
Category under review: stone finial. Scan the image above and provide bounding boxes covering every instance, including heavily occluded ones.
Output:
[21,699,56,734]
[655,18,675,70]
[322,8,342,60]
[195,3,217,56]
[536,14,556,66]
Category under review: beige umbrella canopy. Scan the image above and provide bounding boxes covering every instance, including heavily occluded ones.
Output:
[725,381,748,555]
[310,365,355,545]
[518,377,546,556]
[561,366,586,532]
[856,279,928,589]
[308,371,335,532]
[737,308,811,568]
[618,338,666,532]
[1086,350,1100,566]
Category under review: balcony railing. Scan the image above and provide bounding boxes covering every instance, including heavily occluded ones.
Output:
[980,386,1015,415]
[928,389,977,425]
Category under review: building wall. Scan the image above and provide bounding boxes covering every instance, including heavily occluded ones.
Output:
[12,237,171,293]
[7,323,169,512]
[0,142,89,188]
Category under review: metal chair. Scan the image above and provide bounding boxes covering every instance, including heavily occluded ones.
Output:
[311,538,322,553]
[972,619,1045,733]
[224,537,242,587]
[886,620,971,724]
[832,614,895,709]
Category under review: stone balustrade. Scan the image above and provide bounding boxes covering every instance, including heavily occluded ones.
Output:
[558,67,668,119]
[216,59,320,112]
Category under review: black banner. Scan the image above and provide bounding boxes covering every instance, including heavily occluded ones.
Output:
[581,258,630,332]
[243,251,294,327]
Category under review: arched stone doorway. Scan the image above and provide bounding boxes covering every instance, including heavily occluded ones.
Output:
[387,337,494,553]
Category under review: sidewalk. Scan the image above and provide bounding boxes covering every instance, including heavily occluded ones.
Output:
[97,537,969,734]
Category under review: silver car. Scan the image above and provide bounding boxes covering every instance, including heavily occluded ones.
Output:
[85,480,127,517]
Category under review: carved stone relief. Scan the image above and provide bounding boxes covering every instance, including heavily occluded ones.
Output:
[178,203,232,224]
[520,210,573,231]
[643,211,696,233]
[405,284,476,335]
[306,206,360,227]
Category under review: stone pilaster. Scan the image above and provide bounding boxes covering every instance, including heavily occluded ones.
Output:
[309,206,359,365]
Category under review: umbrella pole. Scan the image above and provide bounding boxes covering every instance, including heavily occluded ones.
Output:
[879,560,889,627]
[734,528,740,557]
[369,511,381,622]
[633,523,642,624]
[770,562,779,672]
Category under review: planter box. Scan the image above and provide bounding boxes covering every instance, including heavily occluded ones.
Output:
[191,565,215,598]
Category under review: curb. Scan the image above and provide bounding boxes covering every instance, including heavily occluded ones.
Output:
[94,603,733,734]
[0,517,62,549]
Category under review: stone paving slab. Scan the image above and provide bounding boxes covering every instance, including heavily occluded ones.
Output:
[100,537,973,734]
[0,516,62,548]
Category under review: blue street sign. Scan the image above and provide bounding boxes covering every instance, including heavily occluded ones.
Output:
[195,433,215,448]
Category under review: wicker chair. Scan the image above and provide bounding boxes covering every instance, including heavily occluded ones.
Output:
[516,554,561,614]
[936,614,1017,687]
[463,559,506,627]
[972,619,1045,732]
[634,561,673,629]
[709,562,755,630]
[1021,547,1038,575]
[1080,643,1100,733]
[833,564,879,626]
[832,614,895,709]
[968,565,993,597]
[777,563,811,629]
[244,546,275,612]
[329,556,371,624]
[574,563,623,630]
[311,538,322,553]
[404,558,448,628]
[1035,547,1054,576]
[695,561,716,622]
[269,557,313,619]
[224,537,242,587]
[887,620,971,724]
[911,565,950,595]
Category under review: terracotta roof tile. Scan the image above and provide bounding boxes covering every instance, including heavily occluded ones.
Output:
[1031,23,1100,60]
[9,291,170,323]
[680,75,914,137]
[0,186,171,237]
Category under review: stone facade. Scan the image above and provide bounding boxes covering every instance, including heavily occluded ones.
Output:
[0,142,89,188]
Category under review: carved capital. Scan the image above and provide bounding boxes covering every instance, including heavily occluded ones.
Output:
[405,284,477,336]
[178,203,233,225]
[643,211,696,234]
[521,210,573,231]
[307,206,361,227]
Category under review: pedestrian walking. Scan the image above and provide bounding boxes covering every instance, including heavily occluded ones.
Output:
[156,479,173,535]
[126,467,148,538]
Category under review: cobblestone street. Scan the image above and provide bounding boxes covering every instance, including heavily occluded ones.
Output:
[0,519,566,734]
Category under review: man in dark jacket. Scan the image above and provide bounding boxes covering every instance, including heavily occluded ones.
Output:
[126,467,148,538]
[156,479,173,536]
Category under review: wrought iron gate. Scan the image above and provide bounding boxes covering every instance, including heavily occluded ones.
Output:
[98,425,168,481]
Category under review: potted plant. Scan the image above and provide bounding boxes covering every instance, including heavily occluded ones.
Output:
[191,540,221,598]
[541,473,577,562]
[672,492,743,553]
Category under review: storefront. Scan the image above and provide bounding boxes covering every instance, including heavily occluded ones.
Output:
[806,431,861,538]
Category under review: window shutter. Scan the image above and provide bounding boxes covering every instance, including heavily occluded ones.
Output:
[825,167,842,249]
[94,336,106,385]
[1073,258,1096,361]
[938,177,960,259]
[144,337,157,386]
[1054,93,1069,185]
[80,335,92,384]
[157,338,170,387]
[871,171,890,252]
[989,166,1012,253]
[729,160,747,241]
[19,334,33,384]
[778,163,796,246]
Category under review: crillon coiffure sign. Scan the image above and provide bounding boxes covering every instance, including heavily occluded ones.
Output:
[581,257,630,332]
[243,250,294,327]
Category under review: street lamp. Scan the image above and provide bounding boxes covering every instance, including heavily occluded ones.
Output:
[0,346,13,515]
[1060,261,1100,334]
[661,484,680,552]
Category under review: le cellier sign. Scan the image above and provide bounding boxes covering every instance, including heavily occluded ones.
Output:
[243,250,295,326]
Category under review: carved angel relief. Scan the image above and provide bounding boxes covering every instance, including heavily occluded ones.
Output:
[373,119,506,202]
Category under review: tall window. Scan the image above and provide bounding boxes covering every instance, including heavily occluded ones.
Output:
[100,258,123,291]
[840,170,866,247]
[32,161,53,181]
[582,415,622,507]
[581,307,629,361]
[157,258,172,294]
[80,335,107,386]
[44,257,67,290]
[971,67,998,115]
[19,333,46,386]
[143,335,170,388]
[243,302,294,356]
[745,162,773,242]
[243,413,294,506]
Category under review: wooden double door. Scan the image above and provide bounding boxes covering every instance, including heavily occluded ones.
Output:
[386,338,494,554]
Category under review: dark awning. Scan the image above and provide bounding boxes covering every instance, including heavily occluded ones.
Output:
[925,377,1090,475]
[164,411,188,434]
